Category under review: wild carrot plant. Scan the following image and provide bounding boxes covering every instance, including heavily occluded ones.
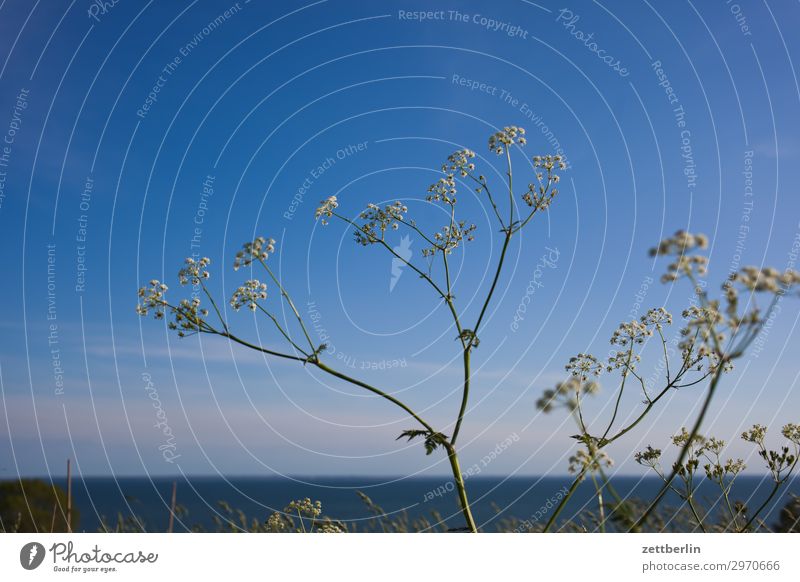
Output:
[536,231,800,532]
[138,126,563,532]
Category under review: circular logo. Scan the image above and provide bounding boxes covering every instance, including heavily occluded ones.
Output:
[19,542,46,570]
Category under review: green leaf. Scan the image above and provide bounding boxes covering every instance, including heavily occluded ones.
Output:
[396,430,449,455]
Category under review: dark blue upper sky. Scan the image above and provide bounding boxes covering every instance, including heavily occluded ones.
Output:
[0,0,799,479]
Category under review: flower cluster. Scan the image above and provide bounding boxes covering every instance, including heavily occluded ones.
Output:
[649,231,709,283]
[233,237,275,271]
[423,221,477,257]
[661,254,709,283]
[602,311,672,374]
[522,155,566,214]
[742,424,799,482]
[178,256,211,286]
[565,353,603,380]
[488,126,526,154]
[167,298,209,337]
[533,154,567,172]
[137,275,211,337]
[606,350,640,374]
[444,148,476,177]
[354,201,408,245]
[705,457,746,481]
[649,230,709,257]
[265,512,288,532]
[730,266,800,294]
[536,376,599,413]
[521,182,557,211]
[695,437,747,481]
[286,498,322,519]
[568,447,612,475]
[741,424,766,444]
[678,304,725,364]
[136,258,213,337]
[315,522,345,533]
[702,436,726,456]
[634,445,662,468]
[315,195,338,225]
[136,280,168,319]
[265,498,342,533]
[230,279,268,311]
[610,320,650,347]
[427,174,457,206]
[642,307,673,329]
[782,423,800,445]
[672,427,706,448]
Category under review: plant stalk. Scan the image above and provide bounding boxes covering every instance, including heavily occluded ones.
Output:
[445,444,477,532]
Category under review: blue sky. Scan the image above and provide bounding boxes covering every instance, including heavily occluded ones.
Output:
[0,0,799,479]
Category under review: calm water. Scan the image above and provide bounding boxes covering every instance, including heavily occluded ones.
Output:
[31,475,798,532]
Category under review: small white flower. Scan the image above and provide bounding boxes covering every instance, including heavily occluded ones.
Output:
[315,196,338,225]
[230,279,268,311]
[233,237,276,270]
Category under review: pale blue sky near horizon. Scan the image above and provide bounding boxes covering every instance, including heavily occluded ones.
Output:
[0,0,799,480]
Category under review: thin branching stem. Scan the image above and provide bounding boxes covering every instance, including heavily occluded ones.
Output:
[257,258,317,353]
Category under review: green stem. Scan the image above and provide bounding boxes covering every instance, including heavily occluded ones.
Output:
[590,472,606,533]
[255,304,309,357]
[445,444,477,532]
[466,172,505,229]
[258,259,316,353]
[505,148,514,227]
[601,346,634,441]
[200,282,229,333]
[219,330,308,362]
[686,496,708,533]
[451,348,471,445]
[314,361,434,434]
[543,467,587,532]
[741,482,781,532]
[474,232,512,334]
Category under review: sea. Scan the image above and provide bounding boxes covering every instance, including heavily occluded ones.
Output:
[35,475,798,533]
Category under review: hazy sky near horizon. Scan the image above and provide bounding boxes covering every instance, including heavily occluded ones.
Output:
[1,0,799,481]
